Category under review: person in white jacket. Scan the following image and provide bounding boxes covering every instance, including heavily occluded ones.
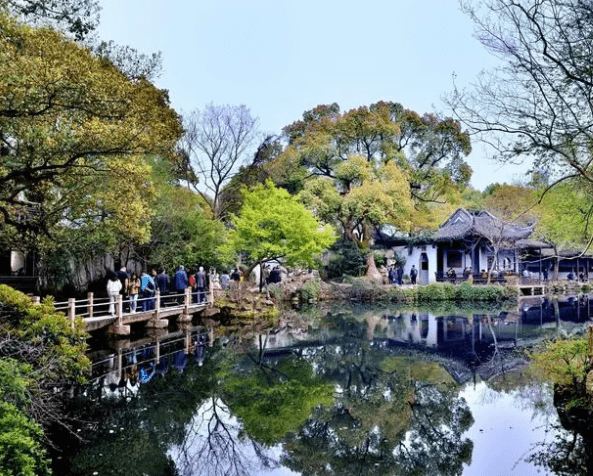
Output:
[107,275,122,316]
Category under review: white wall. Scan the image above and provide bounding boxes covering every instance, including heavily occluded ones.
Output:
[393,245,438,284]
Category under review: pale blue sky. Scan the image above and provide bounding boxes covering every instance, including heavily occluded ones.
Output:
[97,0,529,190]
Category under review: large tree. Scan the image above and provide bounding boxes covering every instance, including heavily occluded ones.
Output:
[275,102,471,232]
[180,104,259,221]
[0,12,182,250]
[451,0,593,190]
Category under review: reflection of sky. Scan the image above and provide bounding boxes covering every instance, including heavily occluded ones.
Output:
[460,382,558,476]
[168,399,300,476]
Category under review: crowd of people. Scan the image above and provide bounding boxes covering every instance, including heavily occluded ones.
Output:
[106,265,241,315]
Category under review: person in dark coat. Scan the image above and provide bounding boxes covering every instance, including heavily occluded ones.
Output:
[156,268,170,293]
[174,266,188,292]
[410,265,418,285]
[396,265,404,286]
[116,266,129,295]
[388,267,396,285]
[174,266,188,304]
[195,266,207,303]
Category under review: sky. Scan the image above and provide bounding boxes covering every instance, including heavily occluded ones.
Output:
[97,0,530,191]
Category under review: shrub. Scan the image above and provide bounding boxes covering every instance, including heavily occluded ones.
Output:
[323,241,366,280]
[300,279,321,302]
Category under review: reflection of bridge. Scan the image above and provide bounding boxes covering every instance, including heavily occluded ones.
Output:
[89,325,212,388]
[50,288,213,335]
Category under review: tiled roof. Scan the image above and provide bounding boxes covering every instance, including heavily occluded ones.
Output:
[433,208,533,242]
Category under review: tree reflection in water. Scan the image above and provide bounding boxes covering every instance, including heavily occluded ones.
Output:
[171,396,280,476]
[281,340,474,476]
[525,385,593,476]
[67,305,593,475]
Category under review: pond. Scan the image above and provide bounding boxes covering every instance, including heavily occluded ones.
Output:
[51,296,593,476]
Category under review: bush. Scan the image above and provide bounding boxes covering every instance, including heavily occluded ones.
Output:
[323,241,366,280]
[300,279,321,302]
[0,285,91,476]
[0,400,49,476]
[411,282,512,302]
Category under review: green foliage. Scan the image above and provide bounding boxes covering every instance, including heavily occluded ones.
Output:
[345,280,515,303]
[534,181,592,251]
[300,278,321,301]
[529,338,589,388]
[147,168,233,270]
[0,357,50,476]
[323,241,367,280]
[221,357,334,446]
[0,401,49,476]
[0,359,32,411]
[0,11,182,249]
[414,282,513,302]
[277,102,471,237]
[0,284,89,383]
[225,181,336,272]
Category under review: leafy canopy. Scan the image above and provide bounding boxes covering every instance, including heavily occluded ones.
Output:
[272,102,471,236]
[0,11,182,248]
[225,181,336,271]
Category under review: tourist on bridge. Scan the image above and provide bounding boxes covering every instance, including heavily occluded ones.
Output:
[127,273,140,313]
[107,274,122,316]
[140,271,156,312]
[116,266,129,295]
[155,267,170,306]
[195,266,207,303]
[174,265,189,304]
[156,268,170,293]
[174,266,188,291]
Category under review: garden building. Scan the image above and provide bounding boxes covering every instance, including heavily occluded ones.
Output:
[380,208,590,284]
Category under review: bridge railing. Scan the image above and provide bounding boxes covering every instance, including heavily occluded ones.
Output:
[44,287,212,326]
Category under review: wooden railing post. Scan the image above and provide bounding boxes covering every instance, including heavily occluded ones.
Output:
[32,296,40,305]
[209,271,214,306]
[116,294,123,326]
[185,287,191,313]
[88,292,94,319]
[155,289,161,313]
[68,298,76,329]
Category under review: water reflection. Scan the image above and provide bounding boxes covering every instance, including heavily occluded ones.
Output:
[54,299,593,476]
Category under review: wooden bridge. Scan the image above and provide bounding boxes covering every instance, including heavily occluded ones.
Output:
[50,288,213,335]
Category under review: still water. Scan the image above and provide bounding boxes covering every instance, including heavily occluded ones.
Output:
[52,296,593,476]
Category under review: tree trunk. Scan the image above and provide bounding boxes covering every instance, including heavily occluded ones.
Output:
[553,248,559,281]
[365,253,383,283]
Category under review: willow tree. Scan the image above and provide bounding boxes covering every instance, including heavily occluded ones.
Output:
[0,11,182,251]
